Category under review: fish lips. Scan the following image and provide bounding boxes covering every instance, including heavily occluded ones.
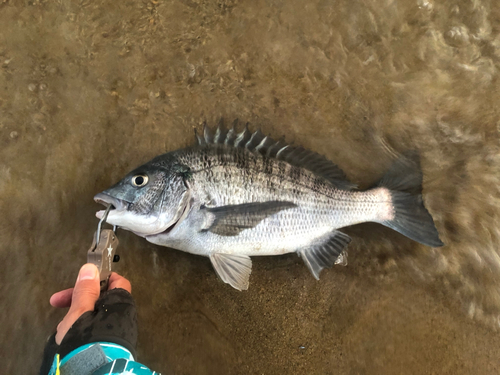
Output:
[94,192,163,235]
[94,192,130,220]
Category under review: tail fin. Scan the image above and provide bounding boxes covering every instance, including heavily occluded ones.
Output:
[378,152,444,247]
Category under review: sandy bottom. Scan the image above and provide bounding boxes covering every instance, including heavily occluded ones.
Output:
[1,1,500,373]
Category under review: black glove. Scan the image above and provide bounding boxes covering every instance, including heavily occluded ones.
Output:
[39,288,137,375]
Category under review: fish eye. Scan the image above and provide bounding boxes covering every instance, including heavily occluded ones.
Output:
[131,174,148,187]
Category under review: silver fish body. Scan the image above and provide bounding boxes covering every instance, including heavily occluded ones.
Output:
[95,123,443,290]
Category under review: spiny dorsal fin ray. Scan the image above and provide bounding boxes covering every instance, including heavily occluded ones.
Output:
[214,122,228,144]
[225,126,237,145]
[266,138,287,158]
[255,136,274,153]
[245,129,265,150]
[234,123,251,148]
[276,146,295,161]
[299,231,351,280]
[196,123,356,190]
[203,122,213,144]
[194,128,206,146]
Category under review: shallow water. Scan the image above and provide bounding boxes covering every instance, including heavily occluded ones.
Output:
[1,0,500,373]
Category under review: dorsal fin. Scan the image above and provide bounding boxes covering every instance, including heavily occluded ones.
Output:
[245,129,266,150]
[194,128,206,146]
[234,123,251,148]
[194,123,356,190]
[255,136,274,153]
[203,122,213,143]
[225,126,237,145]
[266,137,287,158]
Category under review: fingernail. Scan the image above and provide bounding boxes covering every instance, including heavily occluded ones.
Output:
[77,264,98,281]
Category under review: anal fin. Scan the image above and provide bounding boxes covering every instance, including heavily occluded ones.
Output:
[334,250,348,266]
[299,231,351,280]
[210,253,252,291]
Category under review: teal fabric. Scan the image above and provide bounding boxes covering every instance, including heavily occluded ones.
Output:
[48,342,157,375]
[93,358,158,374]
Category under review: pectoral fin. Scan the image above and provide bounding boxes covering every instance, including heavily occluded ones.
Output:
[299,231,351,280]
[210,253,252,291]
[201,201,296,236]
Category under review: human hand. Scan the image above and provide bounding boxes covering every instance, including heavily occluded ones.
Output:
[50,263,132,345]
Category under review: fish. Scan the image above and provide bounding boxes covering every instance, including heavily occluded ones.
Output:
[94,121,443,290]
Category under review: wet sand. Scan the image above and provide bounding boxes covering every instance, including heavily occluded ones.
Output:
[1,0,500,373]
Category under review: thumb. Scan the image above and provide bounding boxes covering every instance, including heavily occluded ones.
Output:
[55,263,100,344]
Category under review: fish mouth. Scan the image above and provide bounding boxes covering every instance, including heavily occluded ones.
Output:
[94,192,128,218]
[94,190,191,237]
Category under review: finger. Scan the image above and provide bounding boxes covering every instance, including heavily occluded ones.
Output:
[55,264,100,344]
[108,272,132,293]
[50,288,74,308]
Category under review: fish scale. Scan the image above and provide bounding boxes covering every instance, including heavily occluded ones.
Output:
[182,147,340,205]
[94,123,443,290]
